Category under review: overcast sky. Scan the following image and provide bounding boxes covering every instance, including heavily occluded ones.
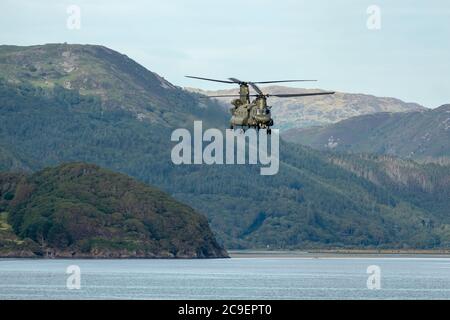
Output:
[1,0,449,108]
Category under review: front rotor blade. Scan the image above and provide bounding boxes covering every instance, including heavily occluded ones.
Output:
[185,76,235,84]
[253,80,317,84]
[200,95,242,98]
[270,92,335,98]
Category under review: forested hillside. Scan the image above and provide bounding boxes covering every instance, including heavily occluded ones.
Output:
[0,163,227,258]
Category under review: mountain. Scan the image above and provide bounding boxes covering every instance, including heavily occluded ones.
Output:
[283,105,450,163]
[0,43,228,129]
[0,163,227,258]
[189,86,424,130]
[0,43,449,250]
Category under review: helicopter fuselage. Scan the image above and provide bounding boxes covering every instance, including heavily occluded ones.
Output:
[229,84,274,131]
[230,101,273,130]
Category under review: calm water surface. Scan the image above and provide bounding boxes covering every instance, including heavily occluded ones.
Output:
[1,257,450,299]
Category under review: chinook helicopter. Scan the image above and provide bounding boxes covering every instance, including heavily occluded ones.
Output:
[186,76,335,134]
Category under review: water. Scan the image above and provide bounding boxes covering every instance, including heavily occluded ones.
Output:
[0,257,449,299]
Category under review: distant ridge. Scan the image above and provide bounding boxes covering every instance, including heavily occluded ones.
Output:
[283,105,450,163]
[189,86,425,130]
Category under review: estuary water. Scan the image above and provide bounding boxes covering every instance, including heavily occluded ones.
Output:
[0,256,450,299]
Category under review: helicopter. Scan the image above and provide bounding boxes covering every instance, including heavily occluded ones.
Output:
[186,76,335,134]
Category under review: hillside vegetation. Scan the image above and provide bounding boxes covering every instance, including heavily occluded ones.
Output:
[0,163,227,258]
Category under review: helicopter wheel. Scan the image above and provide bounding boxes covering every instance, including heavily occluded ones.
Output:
[230,125,234,130]
[267,129,272,135]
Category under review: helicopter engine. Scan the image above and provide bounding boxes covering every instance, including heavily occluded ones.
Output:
[253,97,272,127]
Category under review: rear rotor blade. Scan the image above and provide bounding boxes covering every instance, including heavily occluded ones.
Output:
[269,92,335,98]
[201,92,335,98]
[253,80,317,84]
[228,77,243,83]
[185,76,235,84]
[248,82,264,95]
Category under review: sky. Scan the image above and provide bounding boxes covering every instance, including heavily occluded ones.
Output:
[0,0,449,108]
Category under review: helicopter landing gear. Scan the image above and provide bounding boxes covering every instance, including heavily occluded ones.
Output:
[267,129,272,135]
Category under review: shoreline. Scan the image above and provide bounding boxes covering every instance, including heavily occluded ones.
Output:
[228,249,450,258]
[2,249,450,260]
